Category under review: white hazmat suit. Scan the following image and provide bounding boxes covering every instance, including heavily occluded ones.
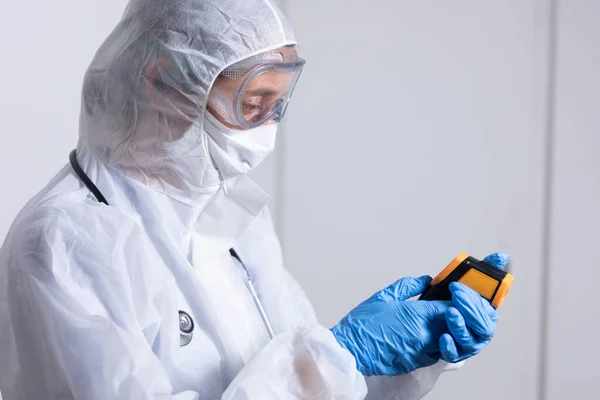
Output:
[0,0,459,398]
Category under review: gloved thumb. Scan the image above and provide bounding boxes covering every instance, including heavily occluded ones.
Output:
[383,275,432,302]
[482,252,510,270]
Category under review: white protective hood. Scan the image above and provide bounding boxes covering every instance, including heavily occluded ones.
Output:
[79,0,295,203]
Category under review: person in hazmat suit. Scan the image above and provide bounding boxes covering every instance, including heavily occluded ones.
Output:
[0,0,509,399]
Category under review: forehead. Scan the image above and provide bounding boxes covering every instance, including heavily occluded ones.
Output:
[277,45,299,61]
[238,45,300,68]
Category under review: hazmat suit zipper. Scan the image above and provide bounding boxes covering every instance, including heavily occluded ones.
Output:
[213,163,228,194]
[220,179,228,195]
[219,172,228,194]
[208,146,228,195]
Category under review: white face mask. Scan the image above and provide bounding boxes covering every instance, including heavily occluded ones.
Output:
[204,111,278,180]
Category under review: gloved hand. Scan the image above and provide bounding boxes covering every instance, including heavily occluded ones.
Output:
[439,252,510,363]
[331,275,451,376]
[331,252,510,376]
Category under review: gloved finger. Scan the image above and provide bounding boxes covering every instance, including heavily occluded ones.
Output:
[383,275,432,302]
[449,282,497,339]
[450,282,498,320]
[441,334,489,363]
[439,333,459,363]
[482,252,510,270]
[420,300,453,321]
[446,307,477,350]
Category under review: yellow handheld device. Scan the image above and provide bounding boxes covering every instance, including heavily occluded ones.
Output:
[419,253,514,308]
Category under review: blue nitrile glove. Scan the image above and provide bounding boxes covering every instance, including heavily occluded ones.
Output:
[331,275,451,376]
[440,252,510,363]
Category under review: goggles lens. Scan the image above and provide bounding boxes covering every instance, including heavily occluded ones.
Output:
[207,51,305,129]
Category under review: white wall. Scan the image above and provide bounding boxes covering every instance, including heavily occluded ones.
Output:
[0,1,598,399]
[0,1,127,241]
[282,1,547,399]
[546,1,600,398]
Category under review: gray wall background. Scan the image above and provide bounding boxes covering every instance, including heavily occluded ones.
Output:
[0,0,597,399]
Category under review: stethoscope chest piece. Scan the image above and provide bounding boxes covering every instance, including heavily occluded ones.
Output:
[179,310,194,347]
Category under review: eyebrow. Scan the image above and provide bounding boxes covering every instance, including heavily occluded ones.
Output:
[245,89,280,97]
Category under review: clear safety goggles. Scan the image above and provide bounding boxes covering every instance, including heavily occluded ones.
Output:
[207,51,306,129]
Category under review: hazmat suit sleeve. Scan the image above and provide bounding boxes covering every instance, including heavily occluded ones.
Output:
[275,269,462,400]
[234,207,462,400]
[273,269,462,400]
[4,212,202,399]
[3,207,368,400]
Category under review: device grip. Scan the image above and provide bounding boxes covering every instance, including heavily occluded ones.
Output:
[420,254,514,308]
